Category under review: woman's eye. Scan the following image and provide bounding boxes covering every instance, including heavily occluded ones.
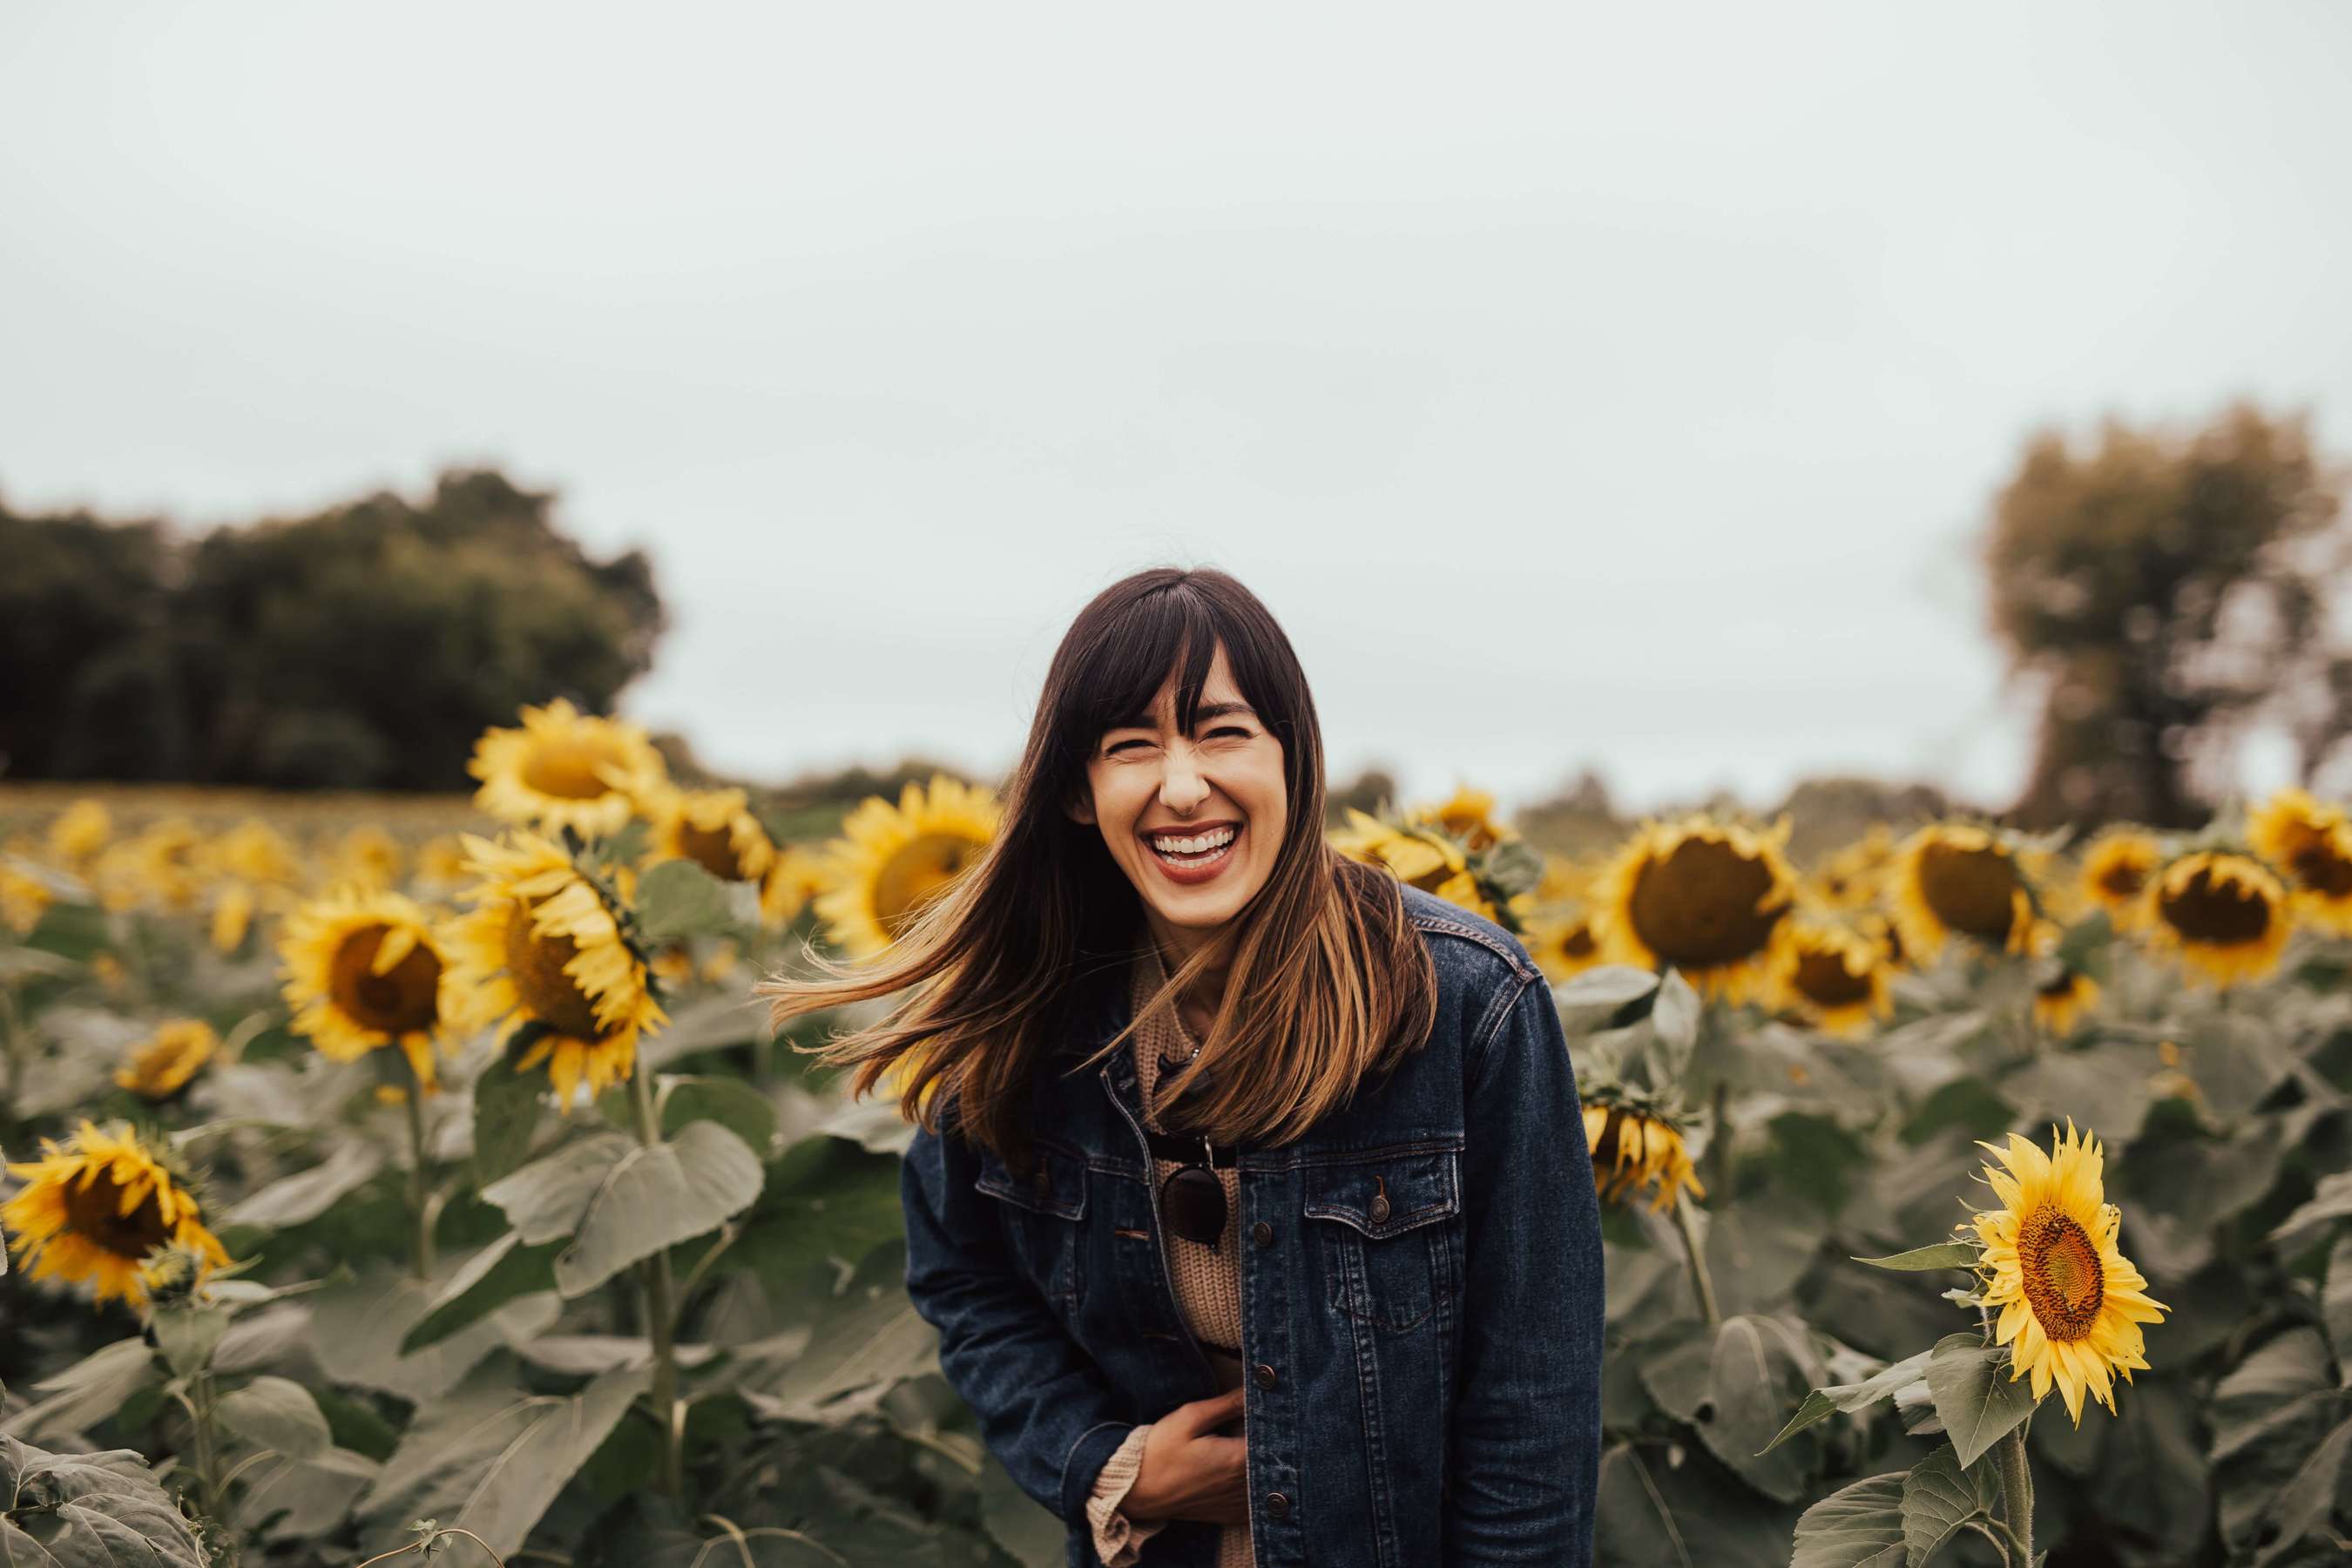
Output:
[1210,726,1251,740]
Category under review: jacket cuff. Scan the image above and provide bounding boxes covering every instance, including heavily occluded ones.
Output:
[1061,1418,1142,1527]
[1084,1423,1171,1566]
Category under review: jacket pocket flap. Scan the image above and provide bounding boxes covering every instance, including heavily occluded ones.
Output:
[975,1143,1088,1220]
[1302,1146,1459,1239]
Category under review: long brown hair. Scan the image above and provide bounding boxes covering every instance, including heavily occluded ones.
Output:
[754,566,1437,1173]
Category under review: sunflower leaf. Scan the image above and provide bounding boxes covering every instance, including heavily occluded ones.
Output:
[1925,1334,2039,1469]
[1788,1470,1907,1567]
[215,1375,333,1462]
[147,1301,229,1382]
[633,859,738,946]
[2323,1233,2352,1373]
[1898,1443,1998,1565]
[1762,1348,1936,1455]
[551,1119,765,1297]
[481,1131,637,1242]
[399,1232,564,1356]
[2268,1170,2352,1245]
[470,1047,546,1186]
[1552,966,1661,1009]
[0,1434,206,1566]
[1853,1243,1979,1272]
[0,1339,162,1443]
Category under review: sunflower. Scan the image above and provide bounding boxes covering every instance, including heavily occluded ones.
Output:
[114,1019,220,1100]
[93,818,205,913]
[328,826,405,892]
[47,799,112,866]
[759,842,829,929]
[1534,854,1592,907]
[3,1120,230,1307]
[445,830,666,1105]
[814,775,1003,958]
[2247,787,2352,938]
[468,697,668,840]
[278,888,457,1092]
[649,784,776,884]
[210,883,256,955]
[1889,822,2037,963]
[1581,1101,1706,1213]
[1524,908,1606,984]
[1330,809,1497,923]
[1964,1120,2168,1425]
[1809,825,1897,913]
[1407,787,1506,854]
[2025,920,2100,1037]
[1769,921,1891,1038]
[2147,851,2290,988]
[207,819,301,886]
[1590,815,1798,1004]
[2078,828,2161,933]
[1859,909,1907,970]
[2,863,51,936]
[413,835,472,892]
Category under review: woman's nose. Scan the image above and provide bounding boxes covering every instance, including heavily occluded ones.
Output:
[1159,743,1210,810]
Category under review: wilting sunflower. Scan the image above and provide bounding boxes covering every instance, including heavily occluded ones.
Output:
[47,799,112,866]
[814,774,1003,958]
[3,1120,229,1307]
[1524,908,1606,983]
[2078,828,2161,934]
[446,830,666,1105]
[1330,808,1497,923]
[2247,787,2352,938]
[1407,787,1506,854]
[1582,1101,1707,1213]
[1964,1120,2168,1425]
[1808,825,1897,913]
[1769,921,1891,1038]
[278,889,457,1092]
[2025,920,2100,1037]
[760,842,829,929]
[468,697,668,840]
[114,1019,220,1100]
[2147,851,2290,988]
[1590,815,1798,1004]
[649,784,776,884]
[1889,822,2037,963]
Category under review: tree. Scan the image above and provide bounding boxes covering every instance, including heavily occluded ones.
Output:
[1984,402,2349,828]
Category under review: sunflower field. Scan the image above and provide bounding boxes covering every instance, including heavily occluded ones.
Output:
[3,709,2351,1566]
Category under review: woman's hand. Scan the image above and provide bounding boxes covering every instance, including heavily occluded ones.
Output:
[1119,1387,1250,1525]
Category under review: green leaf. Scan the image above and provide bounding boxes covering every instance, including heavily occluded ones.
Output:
[215,1375,333,1462]
[1852,1243,1979,1272]
[358,1362,645,1562]
[2270,1170,2352,1245]
[1925,1333,2039,1469]
[2249,1413,2352,1566]
[0,1339,161,1443]
[741,1241,940,1425]
[1552,965,1660,1008]
[1789,1471,1907,1568]
[233,1446,380,1544]
[1595,1441,1802,1568]
[2325,1233,2352,1373]
[1899,1443,1998,1565]
[553,1120,765,1296]
[398,1232,564,1355]
[658,1073,781,1158]
[633,858,738,945]
[306,1264,560,1405]
[1762,1348,1935,1456]
[1650,969,1701,1063]
[729,1134,909,1290]
[481,1130,636,1242]
[470,1050,546,1186]
[225,1140,385,1228]
[147,1302,229,1382]
[0,1434,206,1566]
[1692,1315,1825,1503]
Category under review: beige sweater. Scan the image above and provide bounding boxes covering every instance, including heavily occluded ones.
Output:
[1083,941,1254,1568]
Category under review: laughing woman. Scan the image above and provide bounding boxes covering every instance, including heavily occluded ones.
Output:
[756,567,1604,1567]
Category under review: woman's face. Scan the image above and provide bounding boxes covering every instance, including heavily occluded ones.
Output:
[1068,641,1289,945]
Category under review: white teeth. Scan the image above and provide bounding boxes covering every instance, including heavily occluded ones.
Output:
[1147,827,1237,855]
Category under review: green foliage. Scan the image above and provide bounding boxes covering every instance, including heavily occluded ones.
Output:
[0,1434,207,1566]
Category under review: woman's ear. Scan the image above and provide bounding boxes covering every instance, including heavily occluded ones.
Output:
[1065,792,1097,828]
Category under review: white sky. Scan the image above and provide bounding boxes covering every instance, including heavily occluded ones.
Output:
[4,2,2349,816]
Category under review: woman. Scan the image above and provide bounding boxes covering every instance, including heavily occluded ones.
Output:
[758,567,1604,1566]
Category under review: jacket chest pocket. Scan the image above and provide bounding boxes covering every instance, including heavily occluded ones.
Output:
[974,1143,1088,1311]
[1303,1146,1460,1335]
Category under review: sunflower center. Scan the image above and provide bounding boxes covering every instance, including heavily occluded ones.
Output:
[1559,923,1598,960]
[2017,1206,2105,1341]
[2159,866,2273,946]
[2292,841,2352,898]
[520,739,630,801]
[1918,841,2023,943]
[2095,862,2148,900]
[875,834,983,936]
[328,924,443,1035]
[1626,838,1786,968]
[680,821,749,882]
[62,1168,173,1262]
[504,902,606,1038]
[1794,948,1873,1008]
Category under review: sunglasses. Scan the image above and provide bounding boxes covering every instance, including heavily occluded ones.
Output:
[1160,1134,1229,1250]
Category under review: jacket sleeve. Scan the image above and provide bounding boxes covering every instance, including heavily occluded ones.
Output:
[901,1096,1142,1533]
[1442,972,1605,1565]
[1085,1422,1174,1565]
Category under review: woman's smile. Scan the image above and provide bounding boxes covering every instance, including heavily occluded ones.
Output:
[1144,821,1242,883]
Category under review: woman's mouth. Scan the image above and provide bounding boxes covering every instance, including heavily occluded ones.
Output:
[1144,823,1240,885]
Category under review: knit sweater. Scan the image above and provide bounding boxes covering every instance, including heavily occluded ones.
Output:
[1083,941,1254,1568]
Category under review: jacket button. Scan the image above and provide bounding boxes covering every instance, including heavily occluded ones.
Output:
[1253,1362,1276,1389]
[1368,1194,1391,1223]
[1252,1220,1274,1247]
[1264,1491,1289,1520]
[1032,1169,1051,1199]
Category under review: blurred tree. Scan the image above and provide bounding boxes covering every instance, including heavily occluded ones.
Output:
[0,467,666,790]
[1984,402,2349,828]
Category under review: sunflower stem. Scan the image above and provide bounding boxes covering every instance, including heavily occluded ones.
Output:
[1,978,23,1108]
[629,1066,686,1501]
[1670,1192,1721,1328]
[1996,1419,2034,1564]
[1705,1079,1731,1204]
[401,1053,436,1281]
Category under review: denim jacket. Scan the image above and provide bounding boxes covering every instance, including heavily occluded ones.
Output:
[899,884,1605,1566]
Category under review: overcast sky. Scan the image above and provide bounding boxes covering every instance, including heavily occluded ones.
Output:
[5,3,2349,816]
